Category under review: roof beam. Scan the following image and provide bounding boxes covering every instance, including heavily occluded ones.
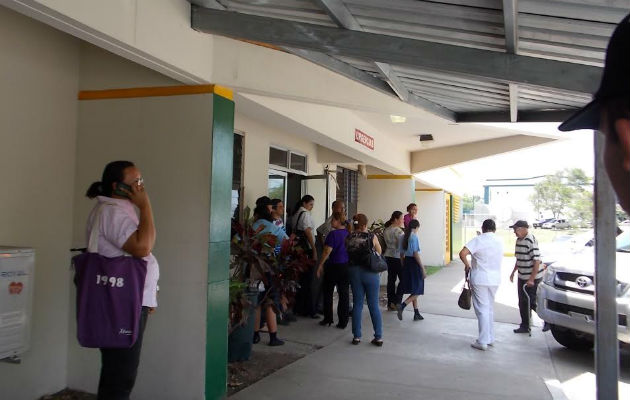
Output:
[411,135,554,173]
[456,109,575,123]
[315,0,410,102]
[509,83,519,122]
[503,0,519,122]
[502,0,518,54]
[191,6,602,94]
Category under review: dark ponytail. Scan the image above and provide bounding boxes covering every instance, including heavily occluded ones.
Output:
[384,210,403,228]
[402,219,420,251]
[86,160,135,199]
[291,194,315,217]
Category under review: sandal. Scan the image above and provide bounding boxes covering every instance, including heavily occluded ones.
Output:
[351,337,361,345]
[371,338,383,347]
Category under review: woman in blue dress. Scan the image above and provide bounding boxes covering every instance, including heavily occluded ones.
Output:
[396,219,427,321]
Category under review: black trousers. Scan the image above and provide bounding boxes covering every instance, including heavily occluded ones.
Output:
[322,262,350,326]
[517,278,541,328]
[386,256,403,305]
[294,252,315,316]
[98,307,149,400]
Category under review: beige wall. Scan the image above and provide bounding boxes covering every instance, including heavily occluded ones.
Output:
[236,112,329,227]
[357,178,415,224]
[416,191,447,266]
[67,47,213,399]
[0,7,79,399]
[2,0,215,84]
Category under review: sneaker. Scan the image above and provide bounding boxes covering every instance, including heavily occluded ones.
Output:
[513,326,530,334]
[471,340,488,351]
[542,322,551,332]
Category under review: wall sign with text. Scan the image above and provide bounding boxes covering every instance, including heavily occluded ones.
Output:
[354,129,374,150]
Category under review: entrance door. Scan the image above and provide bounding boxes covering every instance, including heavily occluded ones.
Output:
[268,169,287,220]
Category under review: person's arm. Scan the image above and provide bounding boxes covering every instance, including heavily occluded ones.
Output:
[372,235,382,255]
[121,184,156,258]
[459,247,472,273]
[316,246,333,278]
[510,263,518,283]
[527,260,541,286]
[305,227,317,260]
[414,251,426,279]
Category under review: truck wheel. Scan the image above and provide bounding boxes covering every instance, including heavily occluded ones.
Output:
[550,325,594,351]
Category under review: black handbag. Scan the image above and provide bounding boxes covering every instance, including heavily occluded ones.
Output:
[367,234,388,273]
[458,272,472,310]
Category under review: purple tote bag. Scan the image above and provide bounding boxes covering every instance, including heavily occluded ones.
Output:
[73,203,147,348]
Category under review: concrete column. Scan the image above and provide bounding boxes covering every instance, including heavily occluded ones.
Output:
[206,91,234,400]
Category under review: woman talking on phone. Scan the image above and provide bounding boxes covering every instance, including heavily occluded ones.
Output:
[85,161,159,400]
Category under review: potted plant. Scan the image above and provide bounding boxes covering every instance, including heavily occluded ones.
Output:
[228,209,277,362]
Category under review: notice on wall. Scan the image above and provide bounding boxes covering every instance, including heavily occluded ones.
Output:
[354,129,374,150]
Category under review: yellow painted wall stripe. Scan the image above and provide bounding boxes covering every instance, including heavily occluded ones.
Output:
[415,188,443,192]
[78,84,234,101]
[367,174,413,180]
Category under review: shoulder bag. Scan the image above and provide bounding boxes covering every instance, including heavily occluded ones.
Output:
[457,271,472,310]
[73,203,148,348]
[367,233,388,273]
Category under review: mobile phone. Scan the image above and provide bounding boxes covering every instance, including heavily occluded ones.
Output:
[113,182,133,199]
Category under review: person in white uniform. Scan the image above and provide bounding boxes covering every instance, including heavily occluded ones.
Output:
[458,219,504,351]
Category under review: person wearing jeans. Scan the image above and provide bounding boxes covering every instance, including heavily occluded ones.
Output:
[346,214,383,346]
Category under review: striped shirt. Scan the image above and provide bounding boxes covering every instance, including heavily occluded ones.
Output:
[515,233,543,280]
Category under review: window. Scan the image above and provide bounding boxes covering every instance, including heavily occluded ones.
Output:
[269,146,307,174]
[290,152,307,173]
[232,133,244,220]
[269,147,288,168]
[336,167,358,218]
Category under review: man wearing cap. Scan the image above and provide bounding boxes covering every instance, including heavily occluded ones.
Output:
[509,220,546,334]
[559,13,630,214]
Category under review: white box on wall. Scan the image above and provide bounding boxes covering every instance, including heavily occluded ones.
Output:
[0,247,35,360]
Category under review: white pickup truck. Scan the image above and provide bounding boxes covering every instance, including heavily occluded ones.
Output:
[537,230,630,350]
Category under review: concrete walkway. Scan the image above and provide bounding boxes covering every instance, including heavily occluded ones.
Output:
[232,260,563,400]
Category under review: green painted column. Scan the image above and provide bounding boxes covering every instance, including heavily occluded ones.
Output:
[206,92,234,400]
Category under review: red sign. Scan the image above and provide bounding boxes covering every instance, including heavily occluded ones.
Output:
[354,129,374,150]
[8,281,23,295]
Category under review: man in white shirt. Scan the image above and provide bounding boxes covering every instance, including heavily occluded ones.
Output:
[459,219,504,351]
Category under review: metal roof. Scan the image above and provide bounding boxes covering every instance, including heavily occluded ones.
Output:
[191,0,629,122]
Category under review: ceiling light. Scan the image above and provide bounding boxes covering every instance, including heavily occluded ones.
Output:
[390,115,406,123]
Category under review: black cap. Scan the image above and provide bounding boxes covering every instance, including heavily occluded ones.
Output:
[559,13,630,132]
[509,220,529,229]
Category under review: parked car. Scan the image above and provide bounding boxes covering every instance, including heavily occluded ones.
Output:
[542,219,571,229]
[533,218,554,228]
[537,230,630,350]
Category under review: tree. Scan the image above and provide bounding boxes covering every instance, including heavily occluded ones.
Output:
[569,190,593,228]
[529,168,592,219]
[462,194,481,214]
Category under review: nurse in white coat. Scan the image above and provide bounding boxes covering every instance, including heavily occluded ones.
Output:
[459,219,504,351]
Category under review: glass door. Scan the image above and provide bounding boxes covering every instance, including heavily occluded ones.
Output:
[268,169,287,221]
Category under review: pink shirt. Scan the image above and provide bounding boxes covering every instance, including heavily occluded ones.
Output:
[404,213,417,229]
[86,196,160,307]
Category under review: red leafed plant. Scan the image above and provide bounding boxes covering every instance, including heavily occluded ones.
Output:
[229,208,313,332]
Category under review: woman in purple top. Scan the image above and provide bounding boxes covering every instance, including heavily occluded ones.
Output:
[316,211,350,329]
[403,203,418,229]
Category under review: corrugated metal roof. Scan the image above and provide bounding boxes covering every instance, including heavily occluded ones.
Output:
[207,0,629,121]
